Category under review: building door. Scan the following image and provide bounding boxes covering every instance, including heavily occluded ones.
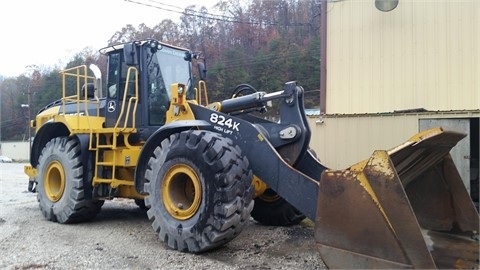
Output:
[419,118,479,204]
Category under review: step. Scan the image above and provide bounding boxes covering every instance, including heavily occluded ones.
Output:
[96,161,114,166]
[95,144,116,149]
[92,127,136,134]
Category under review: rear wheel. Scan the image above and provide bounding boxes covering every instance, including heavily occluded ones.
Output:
[36,137,103,223]
[251,188,305,226]
[251,148,317,226]
[144,130,254,253]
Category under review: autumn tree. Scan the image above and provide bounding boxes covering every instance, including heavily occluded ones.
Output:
[0,0,322,140]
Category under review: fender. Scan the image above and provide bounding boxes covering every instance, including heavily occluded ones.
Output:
[30,122,69,167]
[134,119,211,194]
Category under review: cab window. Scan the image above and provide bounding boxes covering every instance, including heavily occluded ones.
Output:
[107,53,120,99]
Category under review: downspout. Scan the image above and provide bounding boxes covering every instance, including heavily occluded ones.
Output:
[319,1,327,114]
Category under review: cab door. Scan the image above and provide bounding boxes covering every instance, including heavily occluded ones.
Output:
[105,52,121,128]
[105,52,138,129]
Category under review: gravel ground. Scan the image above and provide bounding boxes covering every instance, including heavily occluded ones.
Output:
[0,163,327,270]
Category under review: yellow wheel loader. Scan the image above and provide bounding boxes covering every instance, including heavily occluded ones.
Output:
[24,39,479,269]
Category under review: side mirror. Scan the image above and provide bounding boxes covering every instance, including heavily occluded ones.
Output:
[375,0,399,12]
[197,62,207,81]
[124,42,138,66]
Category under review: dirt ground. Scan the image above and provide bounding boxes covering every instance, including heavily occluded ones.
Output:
[0,163,327,270]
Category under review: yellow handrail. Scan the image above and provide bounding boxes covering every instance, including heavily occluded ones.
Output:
[114,67,138,131]
[60,65,100,128]
[196,80,208,106]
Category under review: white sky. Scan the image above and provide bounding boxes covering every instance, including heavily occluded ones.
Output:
[0,0,218,77]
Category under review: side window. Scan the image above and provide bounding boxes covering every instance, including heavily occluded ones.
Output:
[108,52,138,100]
[147,52,169,126]
[120,61,137,98]
[107,53,120,99]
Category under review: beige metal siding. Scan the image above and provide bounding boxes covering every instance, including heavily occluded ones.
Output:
[308,114,418,169]
[307,111,479,192]
[307,111,479,169]
[326,0,479,114]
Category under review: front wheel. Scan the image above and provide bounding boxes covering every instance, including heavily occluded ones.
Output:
[36,137,103,223]
[144,130,254,253]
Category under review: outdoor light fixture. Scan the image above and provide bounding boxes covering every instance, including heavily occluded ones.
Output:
[375,0,399,12]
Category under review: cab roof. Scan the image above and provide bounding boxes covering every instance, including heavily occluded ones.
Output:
[99,39,190,55]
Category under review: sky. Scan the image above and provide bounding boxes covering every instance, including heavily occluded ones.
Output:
[0,0,218,77]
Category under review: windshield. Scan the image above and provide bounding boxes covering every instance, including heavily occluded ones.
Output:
[146,45,192,126]
[152,46,191,99]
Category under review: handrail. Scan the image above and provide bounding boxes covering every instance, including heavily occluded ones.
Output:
[114,67,139,131]
[60,65,100,122]
[60,65,101,152]
[196,80,209,106]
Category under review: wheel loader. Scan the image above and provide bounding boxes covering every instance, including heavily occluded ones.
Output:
[24,39,479,269]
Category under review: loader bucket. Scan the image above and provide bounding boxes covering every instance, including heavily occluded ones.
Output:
[315,128,479,269]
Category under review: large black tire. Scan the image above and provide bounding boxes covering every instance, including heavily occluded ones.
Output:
[144,130,254,253]
[36,137,103,223]
[251,188,305,226]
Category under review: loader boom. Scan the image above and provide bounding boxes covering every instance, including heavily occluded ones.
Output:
[135,81,327,220]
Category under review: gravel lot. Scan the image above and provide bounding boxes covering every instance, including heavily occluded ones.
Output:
[0,163,326,270]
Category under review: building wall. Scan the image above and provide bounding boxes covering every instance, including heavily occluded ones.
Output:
[308,113,418,169]
[307,111,479,193]
[326,0,479,114]
[308,111,479,168]
[0,141,30,161]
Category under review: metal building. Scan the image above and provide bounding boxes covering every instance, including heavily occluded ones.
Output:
[310,0,479,201]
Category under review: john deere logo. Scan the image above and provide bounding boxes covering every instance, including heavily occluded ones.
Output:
[107,101,116,112]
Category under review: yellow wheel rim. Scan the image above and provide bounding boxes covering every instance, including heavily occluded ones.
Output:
[44,161,65,202]
[162,164,202,220]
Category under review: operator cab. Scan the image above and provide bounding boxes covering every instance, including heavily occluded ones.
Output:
[100,39,197,141]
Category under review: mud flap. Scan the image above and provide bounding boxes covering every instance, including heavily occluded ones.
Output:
[315,128,479,269]
[24,165,37,192]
